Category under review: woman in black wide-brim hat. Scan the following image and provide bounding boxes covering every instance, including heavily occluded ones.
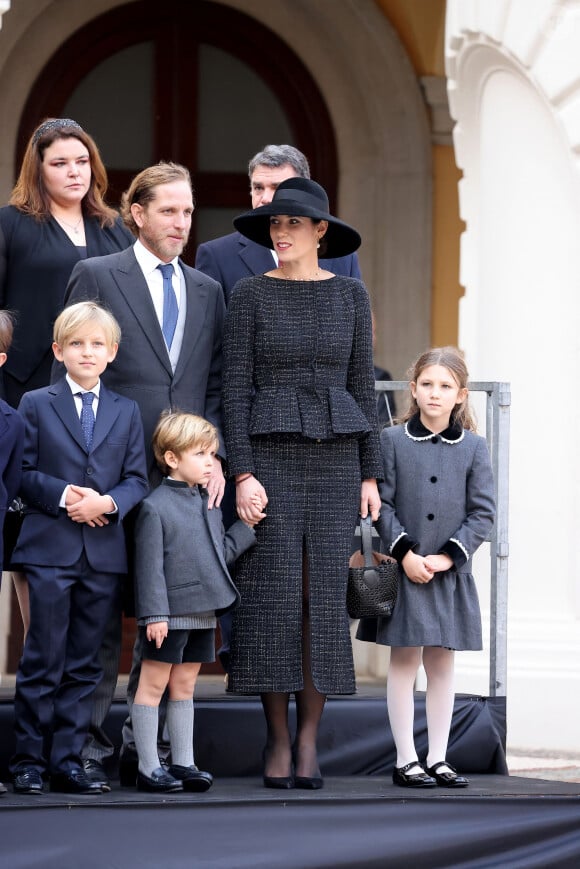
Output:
[222,177,382,789]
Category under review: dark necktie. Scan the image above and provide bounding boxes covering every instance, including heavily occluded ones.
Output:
[79,391,95,450]
[158,263,179,348]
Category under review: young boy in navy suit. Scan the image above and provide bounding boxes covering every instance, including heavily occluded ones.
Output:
[10,301,149,795]
[0,311,25,796]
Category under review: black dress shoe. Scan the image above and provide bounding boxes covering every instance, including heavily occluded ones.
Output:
[168,764,213,792]
[50,769,103,794]
[137,768,183,793]
[294,774,323,790]
[13,768,44,794]
[83,759,110,792]
[392,762,437,788]
[427,762,469,788]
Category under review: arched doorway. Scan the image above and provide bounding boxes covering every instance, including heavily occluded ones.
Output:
[16,0,338,262]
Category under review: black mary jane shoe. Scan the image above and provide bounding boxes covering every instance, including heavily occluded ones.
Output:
[168,764,213,792]
[426,762,469,788]
[392,761,437,788]
[137,767,183,793]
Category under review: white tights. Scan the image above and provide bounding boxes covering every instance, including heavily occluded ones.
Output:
[386,646,455,770]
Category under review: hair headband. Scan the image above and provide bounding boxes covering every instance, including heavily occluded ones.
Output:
[32,118,84,145]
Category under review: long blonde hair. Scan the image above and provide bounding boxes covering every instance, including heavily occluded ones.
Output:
[402,346,477,432]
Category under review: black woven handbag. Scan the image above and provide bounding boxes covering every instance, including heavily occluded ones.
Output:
[347,515,399,618]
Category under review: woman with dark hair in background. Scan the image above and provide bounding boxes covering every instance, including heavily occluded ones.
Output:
[0,117,133,629]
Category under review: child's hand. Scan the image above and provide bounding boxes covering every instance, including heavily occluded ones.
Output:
[401,550,435,584]
[423,553,453,574]
[67,491,113,526]
[65,484,99,506]
[146,621,168,648]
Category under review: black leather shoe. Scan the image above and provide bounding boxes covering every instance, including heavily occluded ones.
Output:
[13,768,44,794]
[137,768,183,793]
[168,764,213,792]
[427,762,469,788]
[294,774,323,790]
[118,748,138,787]
[50,769,103,794]
[83,759,110,792]
[392,762,437,788]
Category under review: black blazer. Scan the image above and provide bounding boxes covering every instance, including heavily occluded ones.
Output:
[62,246,225,478]
[0,206,133,401]
[195,231,362,304]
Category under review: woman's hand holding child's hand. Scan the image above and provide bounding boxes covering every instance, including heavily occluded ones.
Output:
[236,476,268,524]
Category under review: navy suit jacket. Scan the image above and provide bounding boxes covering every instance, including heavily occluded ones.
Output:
[62,246,225,478]
[0,398,24,567]
[13,379,149,573]
[195,231,362,304]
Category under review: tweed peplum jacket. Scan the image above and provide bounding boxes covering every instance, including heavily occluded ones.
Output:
[222,274,382,480]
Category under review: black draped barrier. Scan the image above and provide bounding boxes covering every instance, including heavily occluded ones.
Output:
[2,689,580,868]
[0,691,507,779]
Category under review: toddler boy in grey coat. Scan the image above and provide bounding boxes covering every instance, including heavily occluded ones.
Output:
[131,411,258,793]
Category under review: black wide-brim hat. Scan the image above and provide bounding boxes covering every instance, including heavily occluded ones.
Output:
[233,177,361,259]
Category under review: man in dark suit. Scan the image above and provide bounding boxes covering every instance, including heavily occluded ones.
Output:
[195,145,362,672]
[62,162,226,788]
[195,144,361,304]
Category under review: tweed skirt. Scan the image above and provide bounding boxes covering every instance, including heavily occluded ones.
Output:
[227,434,361,694]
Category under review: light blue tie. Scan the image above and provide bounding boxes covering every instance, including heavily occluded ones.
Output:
[79,392,95,451]
[158,263,178,348]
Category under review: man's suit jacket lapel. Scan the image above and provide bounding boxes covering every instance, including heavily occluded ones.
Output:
[50,380,86,452]
[91,384,121,452]
[112,248,173,377]
[238,234,276,276]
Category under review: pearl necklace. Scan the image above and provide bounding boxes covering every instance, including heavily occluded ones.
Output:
[54,214,84,236]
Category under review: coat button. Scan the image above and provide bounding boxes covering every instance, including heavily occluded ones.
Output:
[430,476,437,483]
[427,513,434,520]
[87,467,93,475]
[431,436,439,444]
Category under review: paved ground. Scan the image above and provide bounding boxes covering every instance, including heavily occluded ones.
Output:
[506,749,580,782]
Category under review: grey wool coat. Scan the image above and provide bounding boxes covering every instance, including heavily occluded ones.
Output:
[357,414,495,650]
[134,478,256,623]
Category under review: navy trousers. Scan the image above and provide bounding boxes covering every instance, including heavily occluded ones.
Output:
[10,554,119,775]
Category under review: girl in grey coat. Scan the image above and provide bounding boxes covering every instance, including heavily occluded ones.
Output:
[358,347,495,789]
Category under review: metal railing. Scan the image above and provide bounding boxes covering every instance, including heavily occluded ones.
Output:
[374,381,511,697]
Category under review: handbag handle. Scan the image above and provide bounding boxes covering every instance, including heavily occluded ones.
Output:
[359,515,380,588]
